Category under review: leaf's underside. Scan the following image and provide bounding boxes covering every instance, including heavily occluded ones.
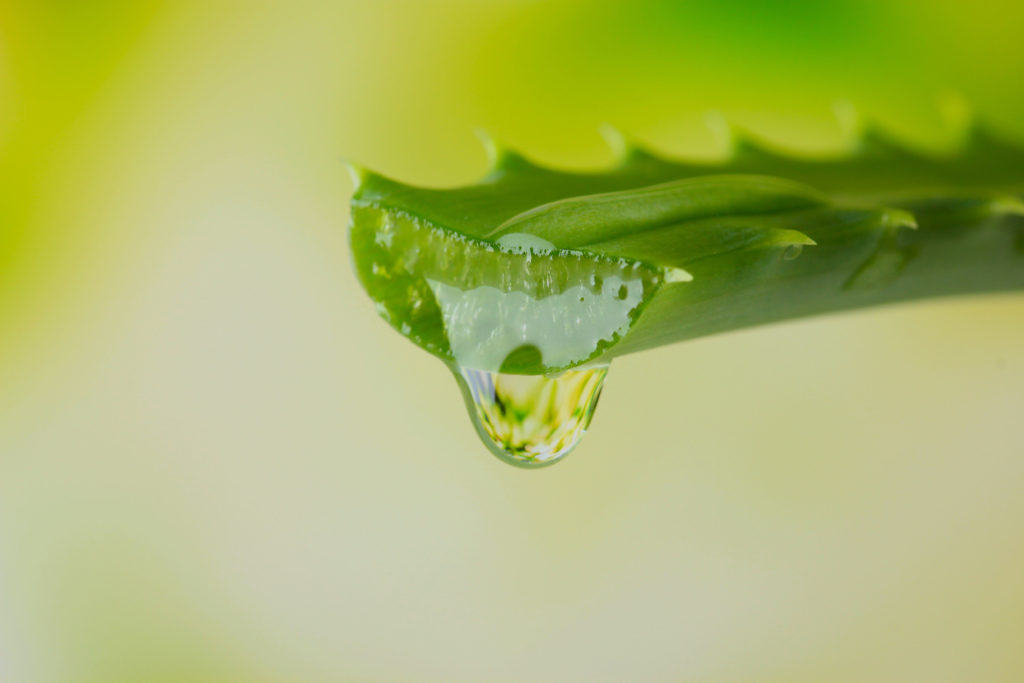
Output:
[349,123,1024,374]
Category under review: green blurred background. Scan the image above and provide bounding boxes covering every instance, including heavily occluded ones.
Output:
[2,2,1023,681]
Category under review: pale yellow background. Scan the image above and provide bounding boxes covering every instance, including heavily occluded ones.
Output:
[1,3,1022,681]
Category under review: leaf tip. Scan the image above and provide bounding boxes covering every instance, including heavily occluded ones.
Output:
[938,90,973,139]
[883,208,918,231]
[704,110,735,156]
[712,116,783,161]
[705,110,788,159]
[473,128,508,169]
[832,99,862,139]
[343,159,369,190]
[773,230,816,261]
[473,130,541,175]
[791,230,818,247]
[662,266,693,284]
[597,123,634,163]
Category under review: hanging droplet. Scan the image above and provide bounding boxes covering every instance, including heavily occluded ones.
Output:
[451,364,608,468]
[782,243,804,260]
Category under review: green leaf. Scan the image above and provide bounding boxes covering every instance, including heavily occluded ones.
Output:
[348,123,1024,374]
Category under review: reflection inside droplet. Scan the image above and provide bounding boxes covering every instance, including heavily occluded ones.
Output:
[451,364,608,468]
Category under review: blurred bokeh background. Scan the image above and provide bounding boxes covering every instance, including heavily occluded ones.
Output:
[2,2,1023,681]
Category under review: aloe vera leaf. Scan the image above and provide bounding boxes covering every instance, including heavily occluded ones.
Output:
[349,124,1024,375]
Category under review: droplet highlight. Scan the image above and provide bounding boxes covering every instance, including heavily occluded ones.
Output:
[452,364,608,468]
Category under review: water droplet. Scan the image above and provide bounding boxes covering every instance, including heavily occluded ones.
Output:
[782,243,803,260]
[495,232,555,255]
[452,364,608,468]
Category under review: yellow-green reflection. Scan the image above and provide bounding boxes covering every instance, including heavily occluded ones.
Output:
[454,364,608,467]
